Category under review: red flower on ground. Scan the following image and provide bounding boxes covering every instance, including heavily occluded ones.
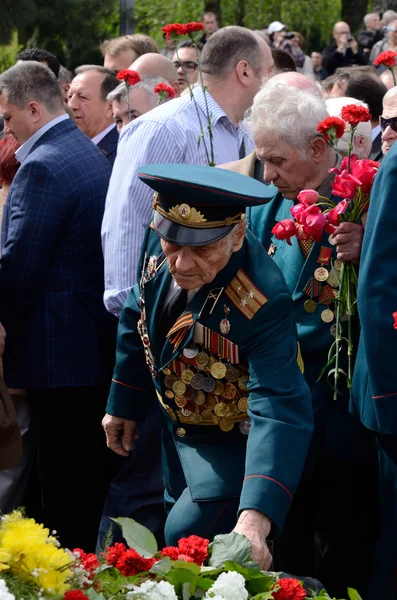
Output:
[185,22,205,34]
[177,553,195,562]
[271,578,306,600]
[154,82,176,100]
[162,23,188,38]
[160,546,180,560]
[317,116,346,141]
[374,50,397,68]
[393,311,397,330]
[63,591,90,600]
[104,542,127,567]
[177,535,209,566]
[341,104,372,128]
[116,548,156,576]
[71,548,99,577]
[272,219,297,245]
[116,69,141,85]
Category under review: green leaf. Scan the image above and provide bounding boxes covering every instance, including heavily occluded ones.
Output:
[208,532,252,567]
[85,588,107,600]
[171,559,201,575]
[110,517,158,558]
[149,556,172,575]
[223,561,274,595]
[348,589,364,600]
[165,566,197,596]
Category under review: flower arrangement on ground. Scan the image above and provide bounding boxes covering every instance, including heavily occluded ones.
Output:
[161,21,215,166]
[272,106,379,398]
[0,512,361,600]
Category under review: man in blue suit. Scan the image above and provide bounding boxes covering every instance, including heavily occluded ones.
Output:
[352,139,397,600]
[0,61,118,550]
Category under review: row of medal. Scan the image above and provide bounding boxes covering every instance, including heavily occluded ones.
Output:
[303,246,341,335]
[161,344,251,434]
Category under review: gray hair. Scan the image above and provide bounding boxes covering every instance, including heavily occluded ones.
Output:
[106,76,163,107]
[247,83,329,156]
[74,65,119,100]
[58,65,72,84]
[200,26,263,79]
[0,61,64,112]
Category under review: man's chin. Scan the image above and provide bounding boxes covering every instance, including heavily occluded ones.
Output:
[172,275,203,289]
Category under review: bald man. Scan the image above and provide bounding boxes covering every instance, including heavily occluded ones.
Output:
[130,53,181,97]
[322,21,366,75]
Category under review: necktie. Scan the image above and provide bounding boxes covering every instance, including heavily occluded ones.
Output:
[239,138,246,159]
[159,287,188,345]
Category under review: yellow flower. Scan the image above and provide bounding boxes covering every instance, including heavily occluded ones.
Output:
[0,511,72,594]
[0,549,10,571]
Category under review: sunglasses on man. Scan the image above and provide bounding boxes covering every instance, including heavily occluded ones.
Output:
[380,116,397,133]
[172,60,199,72]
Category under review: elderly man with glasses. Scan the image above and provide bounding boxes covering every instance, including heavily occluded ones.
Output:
[379,86,397,155]
[172,40,203,93]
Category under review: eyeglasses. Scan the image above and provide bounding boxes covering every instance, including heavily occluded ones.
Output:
[172,60,199,72]
[380,115,397,133]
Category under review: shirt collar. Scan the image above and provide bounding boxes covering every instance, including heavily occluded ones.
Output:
[372,124,381,141]
[15,114,69,163]
[91,123,116,145]
[192,86,236,129]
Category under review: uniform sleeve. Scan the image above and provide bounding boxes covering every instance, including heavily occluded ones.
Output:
[357,150,397,431]
[101,119,183,316]
[238,292,313,532]
[106,284,156,421]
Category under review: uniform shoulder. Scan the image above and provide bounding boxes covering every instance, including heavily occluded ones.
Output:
[224,230,290,320]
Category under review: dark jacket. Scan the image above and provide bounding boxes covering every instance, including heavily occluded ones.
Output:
[97,125,119,167]
[0,118,117,389]
[322,43,366,75]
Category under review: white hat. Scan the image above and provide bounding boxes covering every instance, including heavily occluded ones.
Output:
[268,21,286,36]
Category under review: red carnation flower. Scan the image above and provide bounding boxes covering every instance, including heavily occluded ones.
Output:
[104,542,127,567]
[341,104,372,128]
[177,535,209,566]
[116,548,156,576]
[271,578,306,600]
[393,311,397,330]
[82,553,100,575]
[116,69,141,86]
[317,116,346,141]
[63,591,90,600]
[374,50,397,68]
[185,22,205,34]
[162,23,188,38]
[154,82,176,100]
[160,546,180,560]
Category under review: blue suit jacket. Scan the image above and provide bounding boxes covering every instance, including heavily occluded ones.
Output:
[351,141,397,433]
[97,126,119,167]
[0,118,117,389]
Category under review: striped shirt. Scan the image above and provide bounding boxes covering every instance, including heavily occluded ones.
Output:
[101,86,254,316]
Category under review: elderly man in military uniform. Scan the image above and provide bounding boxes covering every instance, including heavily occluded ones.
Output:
[102,164,313,568]
[223,80,378,596]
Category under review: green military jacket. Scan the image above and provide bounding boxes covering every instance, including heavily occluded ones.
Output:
[106,228,312,533]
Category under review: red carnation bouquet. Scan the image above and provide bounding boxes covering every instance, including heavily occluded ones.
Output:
[374,50,397,85]
[161,21,215,166]
[116,69,141,123]
[272,107,379,397]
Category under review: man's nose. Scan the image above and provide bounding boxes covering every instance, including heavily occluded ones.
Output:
[382,125,397,140]
[263,162,276,183]
[175,248,195,271]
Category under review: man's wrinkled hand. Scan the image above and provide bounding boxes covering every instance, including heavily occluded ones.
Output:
[102,413,139,456]
[0,323,6,357]
[332,221,363,264]
[233,509,272,570]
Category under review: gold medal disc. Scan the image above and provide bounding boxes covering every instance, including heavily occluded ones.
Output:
[314,267,329,282]
[237,397,249,412]
[210,362,227,379]
[219,418,234,432]
[321,308,335,323]
[304,299,317,313]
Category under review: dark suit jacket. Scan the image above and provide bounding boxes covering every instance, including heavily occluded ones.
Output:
[0,118,117,389]
[322,44,366,75]
[370,131,383,162]
[97,125,119,167]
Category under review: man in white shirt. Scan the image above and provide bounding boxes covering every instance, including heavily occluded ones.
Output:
[68,65,120,165]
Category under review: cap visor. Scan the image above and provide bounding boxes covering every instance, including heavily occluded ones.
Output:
[153,212,233,246]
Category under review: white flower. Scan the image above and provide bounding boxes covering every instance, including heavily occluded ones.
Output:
[126,579,178,600]
[205,571,248,600]
[0,579,15,600]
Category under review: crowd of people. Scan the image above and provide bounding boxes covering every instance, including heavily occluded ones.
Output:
[0,9,397,600]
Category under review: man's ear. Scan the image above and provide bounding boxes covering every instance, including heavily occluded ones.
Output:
[235,60,253,88]
[232,219,247,252]
[27,101,42,123]
[311,136,328,164]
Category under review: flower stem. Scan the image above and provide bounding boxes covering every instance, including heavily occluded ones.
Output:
[125,82,131,122]
[194,41,215,166]
[346,264,353,389]
[333,262,345,400]
[390,66,397,87]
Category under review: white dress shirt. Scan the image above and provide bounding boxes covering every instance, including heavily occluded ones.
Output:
[15,114,70,164]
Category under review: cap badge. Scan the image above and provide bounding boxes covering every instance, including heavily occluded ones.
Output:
[168,204,207,225]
